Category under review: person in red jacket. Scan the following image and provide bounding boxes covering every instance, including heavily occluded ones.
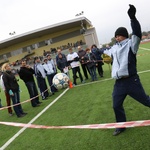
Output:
[0,74,13,115]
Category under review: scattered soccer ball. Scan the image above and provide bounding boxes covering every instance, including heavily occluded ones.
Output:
[52,73,69,90]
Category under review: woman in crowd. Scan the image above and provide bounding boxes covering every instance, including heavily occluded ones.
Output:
[1,63,27,117]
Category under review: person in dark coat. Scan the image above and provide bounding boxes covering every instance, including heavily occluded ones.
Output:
[57,53,68,72]
[91,44,104,77]
[19,60,42,107]
[55,49,66,65]
[2,63,27,117]
[34,57,49,100]
[77,46,89,80]
[84,48,97,81]
[57,53,70,76]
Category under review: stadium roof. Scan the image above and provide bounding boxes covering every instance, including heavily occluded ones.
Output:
[0,17,92,49]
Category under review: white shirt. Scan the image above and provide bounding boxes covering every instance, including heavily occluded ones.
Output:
[35,63,46,78]
[0,75,5,91]
[47,59,57,73]
[43,63,54,75]
[67,52,80,68]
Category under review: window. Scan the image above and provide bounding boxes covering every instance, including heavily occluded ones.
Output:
[11,48,23,56]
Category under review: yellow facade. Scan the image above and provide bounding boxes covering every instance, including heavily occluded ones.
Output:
[0,26,85,64]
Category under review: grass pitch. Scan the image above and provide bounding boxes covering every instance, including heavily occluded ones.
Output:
[0,42,150,150]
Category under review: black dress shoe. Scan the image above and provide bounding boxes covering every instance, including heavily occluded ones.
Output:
[37,102,42,104]
[113,128,126,136]
[21,112,27,116]
[33,104,40,107]
[17,114,25,118]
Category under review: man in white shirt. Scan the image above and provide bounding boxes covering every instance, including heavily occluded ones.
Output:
[43,56,58,94]
[67,47,84,85]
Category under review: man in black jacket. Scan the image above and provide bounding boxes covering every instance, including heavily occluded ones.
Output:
[19,60,42,107]
[77,46,89,80]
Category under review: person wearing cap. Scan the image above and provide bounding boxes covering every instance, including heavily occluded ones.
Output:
[103,4,150,136]
[34,57,49,100]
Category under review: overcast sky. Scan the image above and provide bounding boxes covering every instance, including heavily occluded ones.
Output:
[0,0,150,44]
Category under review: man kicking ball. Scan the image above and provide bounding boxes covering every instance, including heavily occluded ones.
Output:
[103,4,150,136]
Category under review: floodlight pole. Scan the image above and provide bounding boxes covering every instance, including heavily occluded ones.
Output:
[75,11,86,34]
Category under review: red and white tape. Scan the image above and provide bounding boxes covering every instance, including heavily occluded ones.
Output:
[0,88,49,111]
[0,120,150,129]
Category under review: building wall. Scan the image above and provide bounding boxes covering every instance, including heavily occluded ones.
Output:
[0,26,85,63]
[84,27,99,48]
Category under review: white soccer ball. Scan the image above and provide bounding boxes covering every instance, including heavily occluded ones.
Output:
[52,73,69,90]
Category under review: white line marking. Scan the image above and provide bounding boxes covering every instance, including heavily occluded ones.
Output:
[0,88,69,150]
[75,69,150,88]
[76,77,113,87]
[138,70,150,74]
[139,47,150,51]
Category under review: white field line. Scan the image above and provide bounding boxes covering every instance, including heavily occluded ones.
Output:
[75,69,150,88]
[1,69,150,150]
[139,47,150,51]
[0,88,69,150]
[76,77,113,87]
[138,70,150,74]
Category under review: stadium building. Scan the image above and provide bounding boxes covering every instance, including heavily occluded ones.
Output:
[0,16,99,66]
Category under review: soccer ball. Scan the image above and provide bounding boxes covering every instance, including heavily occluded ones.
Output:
[52,73,69,90]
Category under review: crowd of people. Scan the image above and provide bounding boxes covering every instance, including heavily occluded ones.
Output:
[1,4,149,137]
[0,45,106,118]
[58,45,105,85]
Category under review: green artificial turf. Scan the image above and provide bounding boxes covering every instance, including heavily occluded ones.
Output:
[0,43,150,150]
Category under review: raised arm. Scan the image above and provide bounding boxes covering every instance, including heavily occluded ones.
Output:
[128,4,142,53]
[128,4,142,39]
